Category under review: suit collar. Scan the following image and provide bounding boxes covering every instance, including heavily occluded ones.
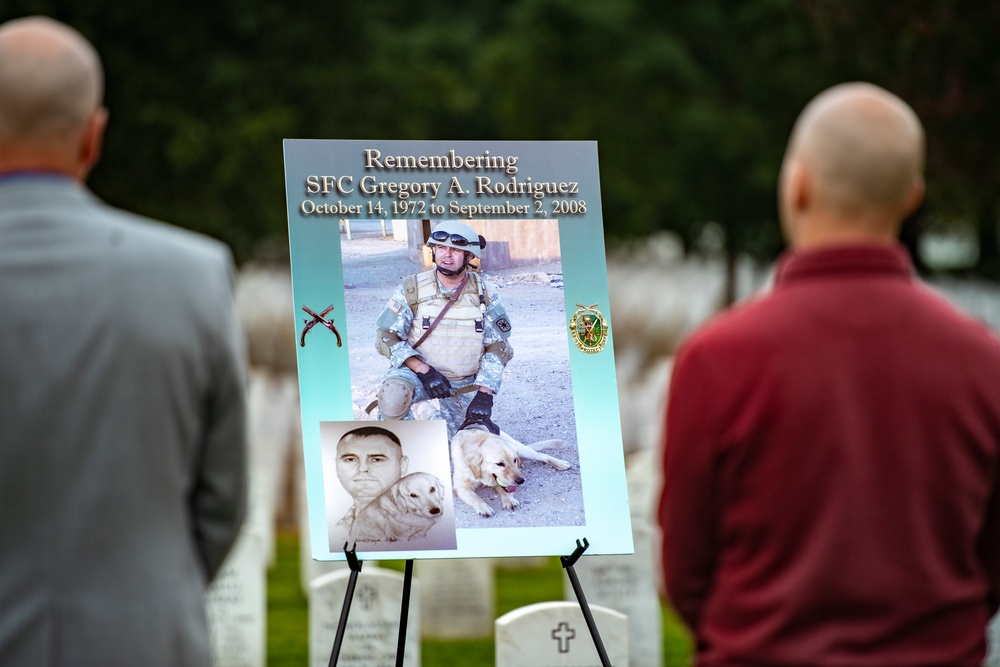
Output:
[0,169,76,184]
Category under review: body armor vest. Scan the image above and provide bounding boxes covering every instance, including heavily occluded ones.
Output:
[406,270,485,380]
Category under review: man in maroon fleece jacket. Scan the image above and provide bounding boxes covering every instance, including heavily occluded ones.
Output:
[659,82,1000,666]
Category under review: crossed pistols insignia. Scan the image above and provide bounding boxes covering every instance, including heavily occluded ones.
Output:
[569,303,608,354]
[300,304,343,348]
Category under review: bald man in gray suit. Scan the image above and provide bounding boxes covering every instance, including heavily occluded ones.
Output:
[0,17,248,667]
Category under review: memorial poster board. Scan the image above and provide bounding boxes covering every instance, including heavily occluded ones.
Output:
[284,140,631,561]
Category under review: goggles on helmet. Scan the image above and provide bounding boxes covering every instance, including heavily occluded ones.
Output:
[430,230,483,248]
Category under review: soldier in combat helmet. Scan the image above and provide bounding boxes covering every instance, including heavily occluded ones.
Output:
[373,221,513,438]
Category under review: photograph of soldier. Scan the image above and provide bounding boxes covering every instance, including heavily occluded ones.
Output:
[374,221,512,438]
[321,420,457,553]
[339,218,584,529]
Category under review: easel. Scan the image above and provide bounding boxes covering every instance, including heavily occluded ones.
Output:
[326,538,613,667]
[326,544,416,667]
[561,538,613,667]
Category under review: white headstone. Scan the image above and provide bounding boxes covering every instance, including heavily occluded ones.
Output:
[206,529,267,667]
[495,602,628,667]
[564,523,662,667]
[246,370,300,566]
[625,447,660,522]
[309,568,420,667]
[986,611,1000,666]
[496,556,548,570]
[416,558,494,639]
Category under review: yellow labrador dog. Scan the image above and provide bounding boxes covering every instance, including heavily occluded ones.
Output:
[451,427,571,517]
[351,472,445,542]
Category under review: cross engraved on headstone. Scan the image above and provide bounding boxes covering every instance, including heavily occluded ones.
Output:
[551,621,576,653]
[358,583,377,611]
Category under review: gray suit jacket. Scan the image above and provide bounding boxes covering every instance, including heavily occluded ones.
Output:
[0,176,248,667]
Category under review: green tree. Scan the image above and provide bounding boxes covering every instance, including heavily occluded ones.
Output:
[4,0,362,260]
[802,0,1000,278]
[18,0,993,288]
[477,0,821,301]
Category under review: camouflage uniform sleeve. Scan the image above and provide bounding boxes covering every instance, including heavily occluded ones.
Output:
[474,282,513,393]
[375,284,421,368]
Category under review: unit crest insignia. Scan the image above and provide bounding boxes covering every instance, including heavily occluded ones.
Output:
[569,303,608,354]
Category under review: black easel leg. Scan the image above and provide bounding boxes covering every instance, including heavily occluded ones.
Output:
[394,559,414,667]
[561,538,613,667]
[328,543,363,667]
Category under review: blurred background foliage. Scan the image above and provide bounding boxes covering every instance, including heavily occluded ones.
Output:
[5,0,999,286]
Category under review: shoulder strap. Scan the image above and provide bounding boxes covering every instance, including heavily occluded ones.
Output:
[468,270,490,308]
[402,273,421,311]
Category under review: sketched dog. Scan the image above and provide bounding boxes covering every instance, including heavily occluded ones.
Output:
[350,472,445,542]
[451,427,571,517]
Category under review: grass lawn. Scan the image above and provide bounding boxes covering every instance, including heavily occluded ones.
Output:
[267,531,693,666]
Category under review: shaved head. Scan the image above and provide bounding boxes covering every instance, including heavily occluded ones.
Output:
[780,83,925,248]
[0,17,106,177]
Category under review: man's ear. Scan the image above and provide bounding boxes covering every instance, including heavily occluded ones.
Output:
[901,176,925,219]
[400,455,409,476]
[77,107,108,179]
[779,158,810,245]
[788,160,811,213]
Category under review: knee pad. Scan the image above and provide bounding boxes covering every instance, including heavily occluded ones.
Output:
[377,378,414,419]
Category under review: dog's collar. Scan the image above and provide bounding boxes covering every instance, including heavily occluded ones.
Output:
[458,418,500,435]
